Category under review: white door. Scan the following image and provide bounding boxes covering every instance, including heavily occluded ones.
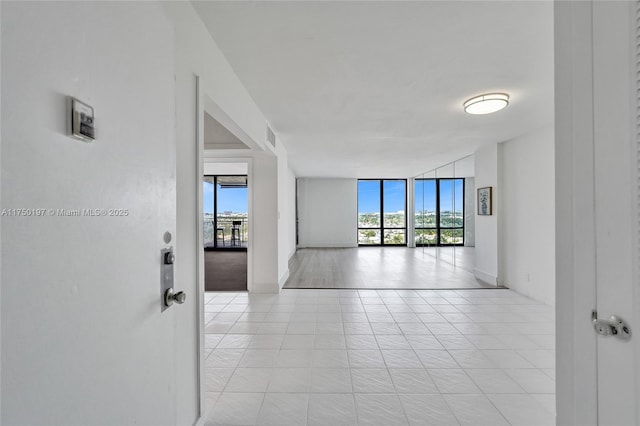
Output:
[556,1,639,425]
[1,2,198,425]
[592,1,639,424]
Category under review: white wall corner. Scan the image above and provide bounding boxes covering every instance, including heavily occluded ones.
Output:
[252,282,282,294]
[278,269,290,289]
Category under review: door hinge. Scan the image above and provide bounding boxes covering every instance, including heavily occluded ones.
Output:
[592,310,632,340]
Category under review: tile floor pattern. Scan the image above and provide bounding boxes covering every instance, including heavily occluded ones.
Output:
[204,289,555,426]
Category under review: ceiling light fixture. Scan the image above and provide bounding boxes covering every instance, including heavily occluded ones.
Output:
[463,93,509,115]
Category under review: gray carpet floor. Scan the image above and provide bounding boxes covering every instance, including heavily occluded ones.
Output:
[204,250,247,291]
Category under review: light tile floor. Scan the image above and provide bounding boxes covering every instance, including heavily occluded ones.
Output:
[204,289,555,426]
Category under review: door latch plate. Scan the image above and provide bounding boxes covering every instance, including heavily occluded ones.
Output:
[161,247,174,312]
[592,310,631,340]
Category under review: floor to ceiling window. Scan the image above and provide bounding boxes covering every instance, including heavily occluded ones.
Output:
[358,179,407,246]
[203,175,248,249]
[415,178,464,246]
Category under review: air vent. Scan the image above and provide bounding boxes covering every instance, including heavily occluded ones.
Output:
[266,124,276,148]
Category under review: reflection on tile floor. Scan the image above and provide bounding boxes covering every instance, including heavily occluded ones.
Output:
[204,289,555,426]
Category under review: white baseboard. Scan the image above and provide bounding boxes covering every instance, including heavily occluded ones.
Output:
[194,414,205,426]
[251,284,281,294]
[297,243,358,248]
[278,270,290,289]
[474,268,499,286]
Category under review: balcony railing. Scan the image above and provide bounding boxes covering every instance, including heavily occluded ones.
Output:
[204,217,248,248]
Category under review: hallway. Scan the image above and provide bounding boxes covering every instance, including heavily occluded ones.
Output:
[203,288,555,425]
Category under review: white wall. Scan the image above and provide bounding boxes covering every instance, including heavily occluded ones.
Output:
[278,156,298,288]
[297,178,358,248]
[287,168,297,258]
[500,126,555,305]
[464,177,476,247]
[474,144,500,284]
[474,126,556,304]
[2,2,186,424]
[276,141,295,287]
[252,152,279,292]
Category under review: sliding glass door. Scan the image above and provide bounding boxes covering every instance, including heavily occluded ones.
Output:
[203,175,248,249]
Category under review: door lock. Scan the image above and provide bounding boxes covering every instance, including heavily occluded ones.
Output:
[164,288,186,307]
[592,310,631,340]
[161,247,176,312]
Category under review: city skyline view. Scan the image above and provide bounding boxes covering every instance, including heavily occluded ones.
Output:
[204,177,467,245]
[357,178,465,245]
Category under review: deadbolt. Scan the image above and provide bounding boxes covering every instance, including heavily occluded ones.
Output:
[161,248,175,312]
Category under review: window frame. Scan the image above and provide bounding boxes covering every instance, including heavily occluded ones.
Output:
[358,178,408,246]
[204,174,248,249]
[414,178,465,247]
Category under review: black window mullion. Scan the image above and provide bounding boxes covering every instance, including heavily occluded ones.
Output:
[213,176,218,248]
[378,179,384,246]
[461,179,465,246]
[436,179,441,245]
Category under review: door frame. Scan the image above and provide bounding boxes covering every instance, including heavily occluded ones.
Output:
[194,82,257,422]
[195,75,205,425]
[195,79,258,424]
[197,89,256,297]
[555,1,640,424]
[554,2,599,423]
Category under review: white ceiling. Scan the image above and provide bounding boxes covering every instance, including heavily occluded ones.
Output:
[193,1,554,178]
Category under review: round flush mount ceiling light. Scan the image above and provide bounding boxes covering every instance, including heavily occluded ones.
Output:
[463,93,509,115]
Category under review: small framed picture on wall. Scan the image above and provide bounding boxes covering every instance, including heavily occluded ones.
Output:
[70,97,95,142]
[477,187,492,215]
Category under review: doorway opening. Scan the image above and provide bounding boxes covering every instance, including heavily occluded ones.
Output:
[202,161,250,293]
[203,172,248,291]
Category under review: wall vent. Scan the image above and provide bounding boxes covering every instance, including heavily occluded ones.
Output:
[266,124,276,148]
